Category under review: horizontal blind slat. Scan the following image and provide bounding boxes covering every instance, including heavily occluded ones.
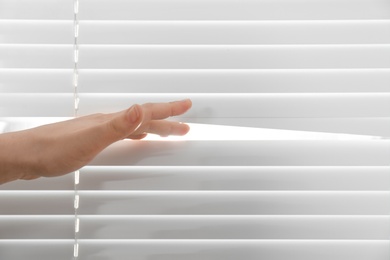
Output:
[1,191,389,215]
[79,93,390,117]
[72,68,390,93]
[78,0,390,21]
[73,166,390,191]
[0,0,72,20]
[2,45,390,69]
[2,69,390,93]
[2,0,390,20]
[0,240,72,260]
[2,166,389,191]
[91,140,390,166]
[2,20,390,44]
[1,93,390,117]
[78,216,390,240]
[77,20,390,45]
[0,21,73,44]
[0,240,388,260]
[0,216,73,239]
[78,45,390,69]
[0,45,72,68]
[0,216,388,239]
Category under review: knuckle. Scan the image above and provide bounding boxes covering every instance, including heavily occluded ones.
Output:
[142,103,153,109]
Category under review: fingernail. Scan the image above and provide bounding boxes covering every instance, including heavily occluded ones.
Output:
[128,105,140,123]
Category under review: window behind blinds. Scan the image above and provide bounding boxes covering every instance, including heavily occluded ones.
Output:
[1,0,390,259]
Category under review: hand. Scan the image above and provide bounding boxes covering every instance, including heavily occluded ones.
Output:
[0,99,192,184]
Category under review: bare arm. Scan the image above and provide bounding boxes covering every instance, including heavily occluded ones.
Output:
[0,99,192,184]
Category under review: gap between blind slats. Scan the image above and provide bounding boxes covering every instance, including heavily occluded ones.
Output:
[2,117,390,136]
[0,215,389,239]
[1,45,390,69]
[2,20,390,44]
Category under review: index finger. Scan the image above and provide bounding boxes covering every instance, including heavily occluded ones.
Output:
[141,99,192,121]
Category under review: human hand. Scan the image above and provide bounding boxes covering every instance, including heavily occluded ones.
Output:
[0,99,192,183]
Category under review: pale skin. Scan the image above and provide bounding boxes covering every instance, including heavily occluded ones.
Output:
[0,99,192,184]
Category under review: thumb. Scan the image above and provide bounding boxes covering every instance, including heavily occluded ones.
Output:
[106,104,143,141]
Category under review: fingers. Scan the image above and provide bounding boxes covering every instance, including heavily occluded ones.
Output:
[127,120,190,139]
[106,99,191,142]
[128,133,148,140]
[149,120,190,137]
[142,99,192,121]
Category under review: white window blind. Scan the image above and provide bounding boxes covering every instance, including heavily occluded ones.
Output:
[1,0,390,259]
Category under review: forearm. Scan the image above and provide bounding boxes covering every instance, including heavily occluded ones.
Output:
[0,131,36,184]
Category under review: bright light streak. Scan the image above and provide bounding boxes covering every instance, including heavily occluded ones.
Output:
[0,118,382,141]
[143,123,382,141]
